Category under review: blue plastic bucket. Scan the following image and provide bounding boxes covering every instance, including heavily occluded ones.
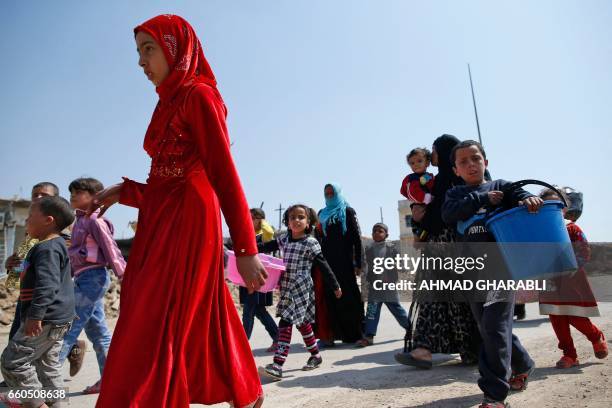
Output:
[485,201,578,279]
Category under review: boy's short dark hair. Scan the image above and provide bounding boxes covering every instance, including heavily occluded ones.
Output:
[32,182,60,196]
[283,204,318,234]
[68,178,104,195]
[36,196,75,232]
[450,140,487,166]
[250,208,266,220]
[407,147,432,162]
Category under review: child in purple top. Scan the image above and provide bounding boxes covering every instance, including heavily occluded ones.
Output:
[59,177,126,395]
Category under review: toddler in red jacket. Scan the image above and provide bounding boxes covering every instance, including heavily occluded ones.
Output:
[400,147,435,240]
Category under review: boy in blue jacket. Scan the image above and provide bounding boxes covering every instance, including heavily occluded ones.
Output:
[442,140,542,408]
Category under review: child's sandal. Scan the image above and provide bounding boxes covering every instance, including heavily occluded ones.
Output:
[556,355,579,369]
[593,333,608,359]
[509,365,534,392]
[356,337,373,347]
[68,339,87,377]
[83,379,102,394]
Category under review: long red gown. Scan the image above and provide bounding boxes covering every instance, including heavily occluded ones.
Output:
[96,83,262,407]
[539,222,599,316]
[96,15,262,408]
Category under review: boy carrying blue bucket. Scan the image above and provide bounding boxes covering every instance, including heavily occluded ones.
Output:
[442,140,542,408]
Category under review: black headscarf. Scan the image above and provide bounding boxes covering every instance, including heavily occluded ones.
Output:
[419,134,463,236]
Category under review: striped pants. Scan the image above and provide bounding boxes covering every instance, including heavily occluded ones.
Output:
[273,319,319,366]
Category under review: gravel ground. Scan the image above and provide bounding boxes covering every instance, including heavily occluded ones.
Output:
[1,302,610,408]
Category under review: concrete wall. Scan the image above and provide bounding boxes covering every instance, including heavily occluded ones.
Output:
[0,199,31,270]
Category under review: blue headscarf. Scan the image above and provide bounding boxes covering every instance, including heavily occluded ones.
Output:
[319,183,349,236]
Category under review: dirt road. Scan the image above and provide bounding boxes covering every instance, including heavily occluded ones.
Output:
[1,303,610,407]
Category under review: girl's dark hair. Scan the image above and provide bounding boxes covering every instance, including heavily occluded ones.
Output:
[407,147,432,162]
[68,178,104,194]
[32,182,60,196]
[36,196,75,232]
[283,204,318,234]
[250,208,266,219]
[450,140,487,167]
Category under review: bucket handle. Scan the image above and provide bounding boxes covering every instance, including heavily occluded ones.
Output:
[501,179,568,209]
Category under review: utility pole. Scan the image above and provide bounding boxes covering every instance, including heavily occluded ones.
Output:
[275,203,285,230]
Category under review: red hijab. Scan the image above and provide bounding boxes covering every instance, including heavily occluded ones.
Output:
[135,14,221,153]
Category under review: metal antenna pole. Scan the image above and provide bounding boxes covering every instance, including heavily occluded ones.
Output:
[468,63,483,145]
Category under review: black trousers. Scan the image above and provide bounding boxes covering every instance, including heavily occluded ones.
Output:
[469,300,534,401]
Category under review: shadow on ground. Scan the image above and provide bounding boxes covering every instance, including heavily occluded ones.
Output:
[403,393,483,407]
[274,361,479,391]
[512,318,549,328]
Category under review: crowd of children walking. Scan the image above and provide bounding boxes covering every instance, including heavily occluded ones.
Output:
[1,178,125,407]
[0,12,608,408]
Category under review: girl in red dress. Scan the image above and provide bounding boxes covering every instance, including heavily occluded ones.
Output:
[539,188,607,369]
[89,14,267,408]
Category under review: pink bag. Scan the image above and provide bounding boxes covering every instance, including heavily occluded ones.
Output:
[225,250,285,293]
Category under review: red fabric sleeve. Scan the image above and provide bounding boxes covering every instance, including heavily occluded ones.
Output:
[186,85,257,256]
[119,177,147,209]
[568,222,591,266]
[400,175,410,199]
[311,265,334,341]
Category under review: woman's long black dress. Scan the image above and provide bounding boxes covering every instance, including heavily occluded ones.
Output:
[316,207,364,343]
[408,134,480,360]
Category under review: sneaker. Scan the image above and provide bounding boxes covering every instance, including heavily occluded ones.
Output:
[556,355,579,369]
[266,343,278,353]
[68,340,86,377]
[302,355,323,371]
[509,365,535,392]
[593,333,608,359]
[83,379,102,394]
[263,363,282,380]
